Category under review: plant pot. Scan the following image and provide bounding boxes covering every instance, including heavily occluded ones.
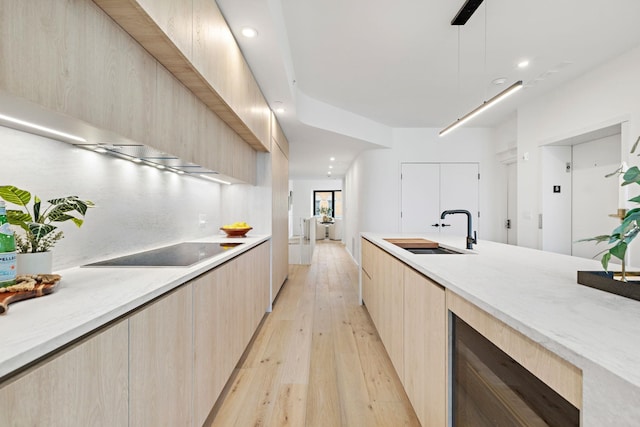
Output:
[577,271,640,302]
[17,251,53,275]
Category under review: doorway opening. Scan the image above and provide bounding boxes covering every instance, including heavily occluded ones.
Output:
[541,124,624,260]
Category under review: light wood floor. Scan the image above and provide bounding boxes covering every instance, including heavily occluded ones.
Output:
[207,240,420,426]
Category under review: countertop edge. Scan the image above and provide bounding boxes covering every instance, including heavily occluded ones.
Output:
[359,232,640,392]
[0,235,271,381]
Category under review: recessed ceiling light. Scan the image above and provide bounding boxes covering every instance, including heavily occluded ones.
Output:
[329,165,333,169]
[241,27,258,38]
[328,171,332,175]
[492,77,507,85]
[330,157,335,161]
[517,60,530,69]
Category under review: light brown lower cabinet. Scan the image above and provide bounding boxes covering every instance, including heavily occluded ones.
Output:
[0,320,129,427]
[0,242,270,427]
[129,285,194,427]
[403,266,446,427]
[194,242,270,425]
[360,238,404,378]
[360,238,582,427]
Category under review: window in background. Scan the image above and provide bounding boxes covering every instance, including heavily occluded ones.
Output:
[313,190,342,218]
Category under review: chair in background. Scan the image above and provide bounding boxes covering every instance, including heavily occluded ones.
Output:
[329,218,342,241]
[316,218,326,240]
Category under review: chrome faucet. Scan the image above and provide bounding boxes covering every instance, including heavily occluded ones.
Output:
[440,209,477,249]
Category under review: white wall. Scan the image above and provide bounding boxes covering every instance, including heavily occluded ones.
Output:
[2,125,265,270]
[344,127,506,260]
[220,151,272,234]
[289,178,342,236]
[516,44,640,264]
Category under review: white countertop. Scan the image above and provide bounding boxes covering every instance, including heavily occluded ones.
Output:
[362,232,640,426]
[0,234,270,381]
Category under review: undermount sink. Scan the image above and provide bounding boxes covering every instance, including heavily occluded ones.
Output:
[404,246,463,255]
[383,238,465,255]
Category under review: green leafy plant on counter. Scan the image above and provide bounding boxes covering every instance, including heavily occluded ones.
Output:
[579,136,640,281]
[319,206,332,217]
[0,185,94,253]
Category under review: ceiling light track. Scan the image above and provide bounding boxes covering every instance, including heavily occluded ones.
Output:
[439,80,523,137]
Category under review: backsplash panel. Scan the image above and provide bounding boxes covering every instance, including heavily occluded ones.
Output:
[1,125,223,270]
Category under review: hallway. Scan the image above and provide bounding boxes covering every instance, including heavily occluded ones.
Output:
[207,240,420,426]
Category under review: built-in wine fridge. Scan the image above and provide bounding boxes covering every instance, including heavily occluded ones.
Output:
[451,315,580,426]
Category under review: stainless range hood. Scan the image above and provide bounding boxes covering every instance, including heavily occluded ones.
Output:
[75,142,220,176]
[0,92,236,185]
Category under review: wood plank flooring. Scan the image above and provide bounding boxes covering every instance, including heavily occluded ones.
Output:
[207,240,420,427]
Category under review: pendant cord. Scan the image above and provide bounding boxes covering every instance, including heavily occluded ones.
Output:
[484,1,488,99]
[457,26,461,116]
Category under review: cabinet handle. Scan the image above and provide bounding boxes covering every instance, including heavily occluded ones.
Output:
[441,223,451,227]
[431,223,440,227]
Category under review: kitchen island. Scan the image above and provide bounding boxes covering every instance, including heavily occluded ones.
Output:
[362,232,640,427]
[0,234,270,426]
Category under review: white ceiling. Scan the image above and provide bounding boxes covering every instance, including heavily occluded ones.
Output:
[216,0,640,179]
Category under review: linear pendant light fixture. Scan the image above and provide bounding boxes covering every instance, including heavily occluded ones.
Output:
[451,0,484,25]
[439,80,523,137]
[441,0,523,137]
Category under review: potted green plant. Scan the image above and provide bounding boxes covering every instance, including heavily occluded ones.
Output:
[319,206,333,223]
[577,137,640,300]
[0,185,94,274]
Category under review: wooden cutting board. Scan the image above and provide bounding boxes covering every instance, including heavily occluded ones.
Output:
[0,275,61,315]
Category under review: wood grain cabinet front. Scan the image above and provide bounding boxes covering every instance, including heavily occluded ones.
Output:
[129,285,194,427]
[360,238,404,379]
[403,266,446,427]
[193,242,270,425]
[0,242,270,427]
[0,320,129,427]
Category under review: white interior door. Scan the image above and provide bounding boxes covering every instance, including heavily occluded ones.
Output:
[439,163,480,238]
[507,163,517,245]
[401,163,479,238]
[401,163,440,232]
[571,135,620,259]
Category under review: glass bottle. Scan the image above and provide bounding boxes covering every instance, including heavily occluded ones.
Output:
[0,201,17,287]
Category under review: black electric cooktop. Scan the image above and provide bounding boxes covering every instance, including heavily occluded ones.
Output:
[83,242,243,267]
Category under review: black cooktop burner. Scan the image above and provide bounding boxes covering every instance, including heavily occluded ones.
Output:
[82,242,243,267]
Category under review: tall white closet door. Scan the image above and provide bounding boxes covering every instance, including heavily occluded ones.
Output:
[439,163,480,238]
[401,163,440,233]
[401,163,479,237]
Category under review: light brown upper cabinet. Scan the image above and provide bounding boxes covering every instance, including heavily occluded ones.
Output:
[94,0,271,151]
[136,0,193,59]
